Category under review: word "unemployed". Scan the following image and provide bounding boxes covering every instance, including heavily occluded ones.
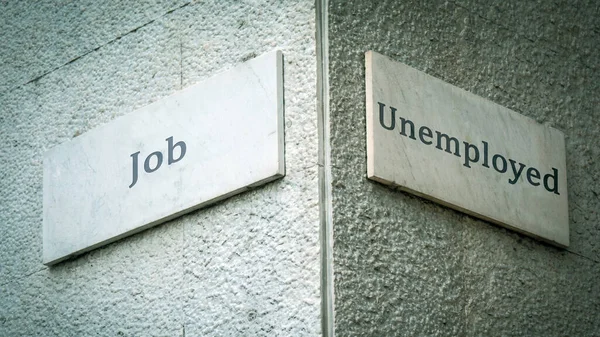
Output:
[377,102,560,195]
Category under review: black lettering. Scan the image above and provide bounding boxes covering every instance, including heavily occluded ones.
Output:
[399,117,416,139]
[436,132,460,156]
[167,136,187,165]
[378,102,395,130]
[463,142,479,168]
[144,151,163,173]
[419,126,433,145]
[482,141,489,168]
[492,154,507,173]
[543,168,560,195]
[129,151,140,188]
[526,167,541,186]
[370,113,558,191]
[508,159,526,185]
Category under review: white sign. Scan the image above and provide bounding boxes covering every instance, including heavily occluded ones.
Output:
[366,51,569,247]
[43,50,285,265]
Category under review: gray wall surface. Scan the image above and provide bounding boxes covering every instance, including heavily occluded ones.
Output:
[0,1,320,336]
[2,0,600,336]
[326,0,600,336]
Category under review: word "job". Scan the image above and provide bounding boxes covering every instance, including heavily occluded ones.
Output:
[129,136,187,188]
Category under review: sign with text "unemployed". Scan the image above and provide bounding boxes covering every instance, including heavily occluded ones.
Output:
[366,51,569,247]
[43,50,285,265]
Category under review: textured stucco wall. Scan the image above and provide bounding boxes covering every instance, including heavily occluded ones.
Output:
[327,0,599,336]
[0,1,320,336]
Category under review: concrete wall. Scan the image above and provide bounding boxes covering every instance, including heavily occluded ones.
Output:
[326,0,600,336]
[0,1,320,336]
[3,0,599,336]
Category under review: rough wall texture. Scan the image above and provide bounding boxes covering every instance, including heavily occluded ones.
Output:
[0,1,320,336]
[327,0,599,336]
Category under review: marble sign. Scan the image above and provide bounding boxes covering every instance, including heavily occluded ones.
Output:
[43,50,285,265]
[366,51,569,247]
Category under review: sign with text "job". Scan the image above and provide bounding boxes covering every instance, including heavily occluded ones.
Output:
[43,50,285,265]
[366,51,569,247]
